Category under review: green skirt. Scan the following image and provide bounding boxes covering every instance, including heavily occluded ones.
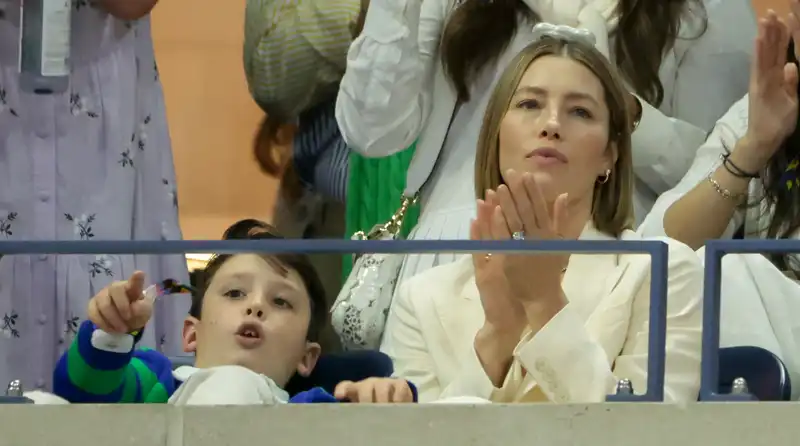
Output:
[343,144,420,279]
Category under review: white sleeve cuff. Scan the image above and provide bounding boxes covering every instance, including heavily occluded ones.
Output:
[91,330,135,354]
[514,305,609,402]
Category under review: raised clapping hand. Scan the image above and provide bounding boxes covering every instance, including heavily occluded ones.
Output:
[493,170,569,321]
[741,9,800,170]
[470,190,527,338]
[471,171,571,386]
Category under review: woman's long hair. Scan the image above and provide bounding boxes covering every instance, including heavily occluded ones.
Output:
[439,0,705,104]
[759,41,800,271]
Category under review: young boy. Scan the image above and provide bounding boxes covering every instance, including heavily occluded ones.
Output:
[50,220,416,405]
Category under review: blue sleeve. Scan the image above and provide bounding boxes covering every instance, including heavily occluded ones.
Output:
[53,320,174,403]
[408,380,418,402]
[289,387,339,403]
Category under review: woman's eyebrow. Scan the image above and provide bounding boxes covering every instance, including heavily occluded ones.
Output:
[514,85,599,106]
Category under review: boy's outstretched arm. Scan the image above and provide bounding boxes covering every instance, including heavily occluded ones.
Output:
[53,320,175,403]
[54,272,176,403]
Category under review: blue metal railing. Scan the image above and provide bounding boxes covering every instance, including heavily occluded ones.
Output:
[0,238,670,402]
[700,239,800,401]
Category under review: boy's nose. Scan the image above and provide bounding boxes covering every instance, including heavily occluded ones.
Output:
[245,308,265,319]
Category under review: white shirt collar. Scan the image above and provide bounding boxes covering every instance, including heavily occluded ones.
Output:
[171,365,291,402]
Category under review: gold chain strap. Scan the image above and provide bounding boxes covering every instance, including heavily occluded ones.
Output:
[353,194,419,241]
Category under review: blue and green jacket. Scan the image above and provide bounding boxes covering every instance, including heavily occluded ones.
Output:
[52,320,395,404]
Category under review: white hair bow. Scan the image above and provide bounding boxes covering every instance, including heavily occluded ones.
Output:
[524,0,615,58]
[530,22,597,47]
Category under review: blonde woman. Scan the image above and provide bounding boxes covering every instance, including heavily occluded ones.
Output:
[380,24,703,404]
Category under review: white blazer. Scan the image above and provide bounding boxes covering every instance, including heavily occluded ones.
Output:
[336,0,755,207]
[380,226,703,403]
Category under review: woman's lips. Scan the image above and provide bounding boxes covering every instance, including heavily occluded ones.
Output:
[526,147,568,164]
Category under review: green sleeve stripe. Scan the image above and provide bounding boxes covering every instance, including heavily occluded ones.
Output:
[130,357,160,398]
[120,367,140,403]
[144,383,171,403]
[66,344,126,395]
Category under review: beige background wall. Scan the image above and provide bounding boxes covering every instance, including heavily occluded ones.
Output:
[151,0,781,240]
[151,0,281,240]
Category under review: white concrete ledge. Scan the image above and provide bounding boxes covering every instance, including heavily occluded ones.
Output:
[0,403,797,446]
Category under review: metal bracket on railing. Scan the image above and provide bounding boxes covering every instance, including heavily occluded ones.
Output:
[731,377,748,394]
[0,380,32,404]
[0,238,672,402]
[728,377,756,400]
[605,379,641,402]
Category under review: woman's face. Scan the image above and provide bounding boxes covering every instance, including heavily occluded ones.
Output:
[498,55,615,203]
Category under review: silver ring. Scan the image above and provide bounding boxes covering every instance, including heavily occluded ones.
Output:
[484,253,492,261]
[512,231,525,241]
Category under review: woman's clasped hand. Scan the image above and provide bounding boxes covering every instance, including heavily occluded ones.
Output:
[493,169,570,305]
[471,169,572,362]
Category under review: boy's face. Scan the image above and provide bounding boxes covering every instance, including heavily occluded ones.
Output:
[182,254,321,387]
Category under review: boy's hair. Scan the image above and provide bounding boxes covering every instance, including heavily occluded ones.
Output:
[189,219,327,342]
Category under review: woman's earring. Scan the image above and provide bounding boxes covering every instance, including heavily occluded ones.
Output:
[597,169,611,185]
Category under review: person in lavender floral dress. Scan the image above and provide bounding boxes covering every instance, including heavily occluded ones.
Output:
[0,0,190,390]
